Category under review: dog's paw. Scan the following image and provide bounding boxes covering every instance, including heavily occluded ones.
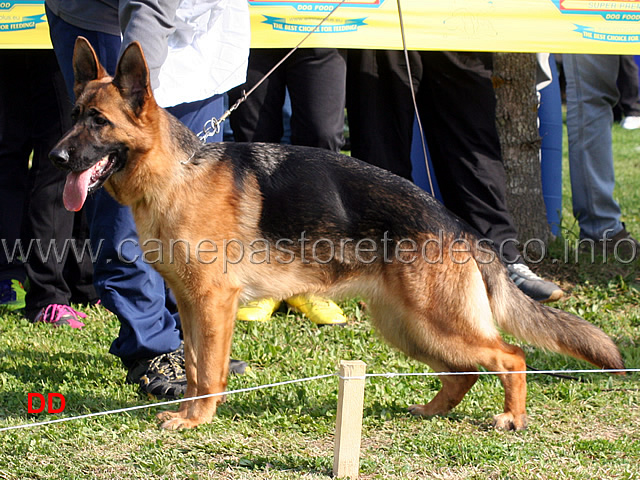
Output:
[156,410,183,422]
[492,412,528,431]
[408,404,447,417]
[160,417,201,430]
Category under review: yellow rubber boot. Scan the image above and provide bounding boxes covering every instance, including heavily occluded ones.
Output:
[285,294,347,326]
[236,298,281,322]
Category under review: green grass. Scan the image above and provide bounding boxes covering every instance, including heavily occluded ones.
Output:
[1,122,639,479]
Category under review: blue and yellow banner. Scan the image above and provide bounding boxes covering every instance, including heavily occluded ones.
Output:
[2,0,640,53]
[248,0,640,53]
[1,1,50,48]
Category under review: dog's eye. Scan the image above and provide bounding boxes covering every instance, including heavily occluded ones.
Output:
[71,107,80,124]
[87,108,110,127]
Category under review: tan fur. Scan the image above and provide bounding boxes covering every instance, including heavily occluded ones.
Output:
[53,38,624,432]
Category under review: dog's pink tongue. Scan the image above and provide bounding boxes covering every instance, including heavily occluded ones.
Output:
[63,170,93,212]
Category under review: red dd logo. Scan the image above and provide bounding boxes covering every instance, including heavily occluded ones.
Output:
[27,393,66,413]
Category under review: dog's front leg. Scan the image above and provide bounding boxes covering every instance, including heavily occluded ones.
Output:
[156,299,198,424]
[160,287,240,430]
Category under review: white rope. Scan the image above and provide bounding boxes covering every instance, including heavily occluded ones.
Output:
[0,373,336,433]
[340,368,640,381]
[1,367,637,433]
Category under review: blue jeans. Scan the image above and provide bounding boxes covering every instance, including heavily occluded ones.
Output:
[46,7,223,366]
[564,54,623,241]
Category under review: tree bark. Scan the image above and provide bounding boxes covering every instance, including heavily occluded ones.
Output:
[492,52,550,253]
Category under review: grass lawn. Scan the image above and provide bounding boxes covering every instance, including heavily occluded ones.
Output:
[1,122,639,479]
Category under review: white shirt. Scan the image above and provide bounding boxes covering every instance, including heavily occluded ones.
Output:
[154,0,250,107]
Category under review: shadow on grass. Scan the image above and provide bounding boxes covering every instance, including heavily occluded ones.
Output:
[221,454,332,478]
[0,348,158,423]
[0,389,154,423]
[1,348,118,383]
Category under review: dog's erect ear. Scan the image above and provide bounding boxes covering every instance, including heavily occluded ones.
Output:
[113,42,153,115]
[72,36,108,99]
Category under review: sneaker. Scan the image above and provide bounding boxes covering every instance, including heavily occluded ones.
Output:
[506,263,564,303]
[133,344,248,399]
[285,294,347,326]
[621,116,640,130]
[0,278,26,311]
[31,304,86,328]
[237,298,282,322]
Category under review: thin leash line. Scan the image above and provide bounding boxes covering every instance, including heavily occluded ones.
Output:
[0,373,337,433]
[197,0,349,142]
[2,368,637,433]
[396,0,434,197]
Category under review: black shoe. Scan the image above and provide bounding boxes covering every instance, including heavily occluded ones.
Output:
[128,344,248,399]
[598,226,640,261]
[126,358,152,385]
[139,345,187,399]
[507,263,564,303]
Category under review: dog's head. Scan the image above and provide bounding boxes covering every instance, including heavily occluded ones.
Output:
[50,37,157,211]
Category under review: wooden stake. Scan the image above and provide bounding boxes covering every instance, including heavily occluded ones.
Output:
[333,360,366,479]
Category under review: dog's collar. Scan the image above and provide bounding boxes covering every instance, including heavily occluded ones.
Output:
[180,151,197,165]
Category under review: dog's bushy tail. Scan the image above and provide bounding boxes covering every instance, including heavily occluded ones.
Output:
[477,257,624,371]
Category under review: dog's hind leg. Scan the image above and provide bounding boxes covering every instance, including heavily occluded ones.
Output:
[408,360,479,417]
[393,259,528,429]
[367,301,481,419]
[367,293,482,422]
[160,287,240,430]
[408,341,528,430]
[476,341,528,431]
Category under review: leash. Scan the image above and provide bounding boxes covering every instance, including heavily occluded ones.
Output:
[198,0,437,199]
[197,0,349,143]
[395,0,435,197]
[197,0,436,199]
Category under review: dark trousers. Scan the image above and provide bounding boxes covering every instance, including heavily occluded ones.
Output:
[0,49,96,314]
[346,50,520,263]
[228,48,346,151]
[614,55,640,119]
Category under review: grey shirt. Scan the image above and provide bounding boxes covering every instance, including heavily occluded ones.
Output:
[45,0,120,36]
[45,0,180,90]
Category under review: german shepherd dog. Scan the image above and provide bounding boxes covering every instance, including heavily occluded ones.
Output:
[51,38,624,431]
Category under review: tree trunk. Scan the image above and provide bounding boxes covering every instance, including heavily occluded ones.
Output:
[492,52,550,255]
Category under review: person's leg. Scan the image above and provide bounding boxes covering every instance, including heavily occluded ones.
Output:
[418,51,520,262]
[21,50,80,319]
[46,7,121,99]
[346,50,419,180]
[284,48,349,324]
[564,54,623,241]
[46,7,182,363]
[287,48,346,151]
[419,51,562,302]
[0,51,31,288]
[227,49,287,143]
[617,55,640,119]
[229,49,347,325]
[65,209,99,305]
